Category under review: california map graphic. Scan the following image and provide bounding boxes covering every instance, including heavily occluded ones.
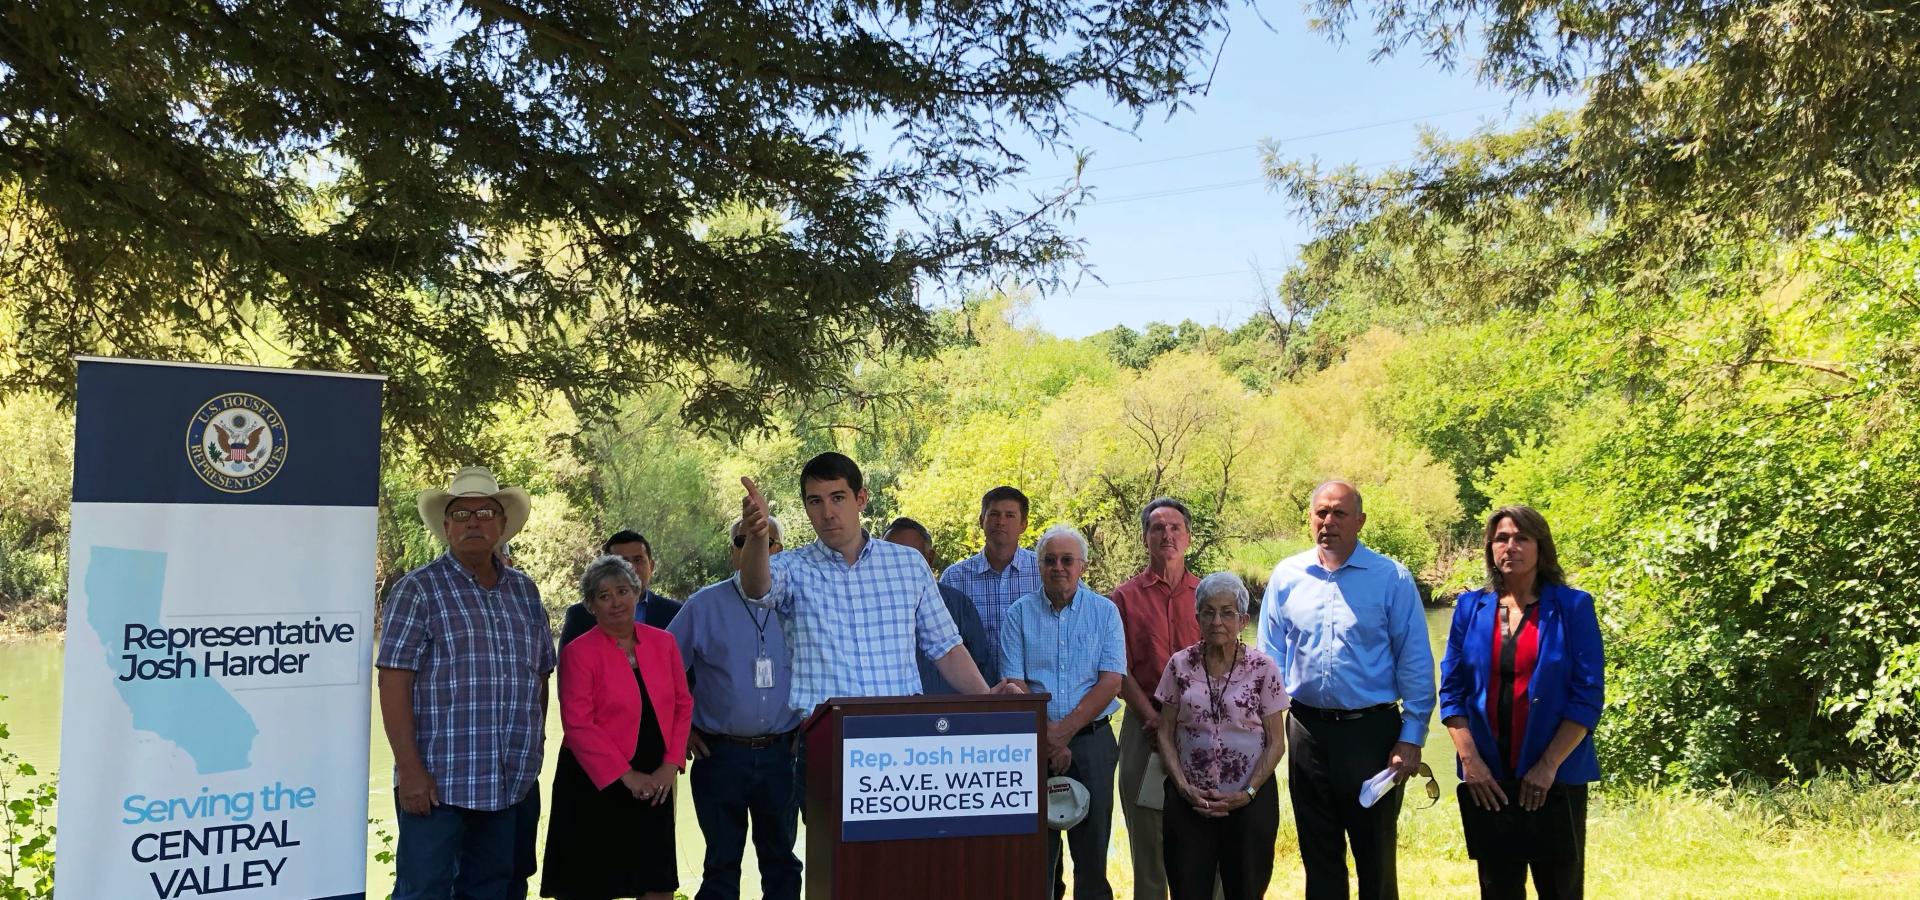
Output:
[85,547,259,774]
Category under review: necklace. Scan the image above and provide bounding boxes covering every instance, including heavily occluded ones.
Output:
[1203,643,1241,720]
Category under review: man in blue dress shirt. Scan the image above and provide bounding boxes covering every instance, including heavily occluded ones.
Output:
[1255,480,1436,900]
[669,516,803,900]
[1001,524,1125,900]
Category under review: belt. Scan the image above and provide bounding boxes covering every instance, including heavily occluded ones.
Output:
[705,729,796,750]
[1290,702,1398,722]
[1073,716,1111,738]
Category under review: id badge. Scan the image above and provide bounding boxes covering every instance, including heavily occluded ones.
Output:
[754,653,775,689]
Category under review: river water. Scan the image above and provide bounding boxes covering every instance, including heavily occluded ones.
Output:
[0,608,1456,896]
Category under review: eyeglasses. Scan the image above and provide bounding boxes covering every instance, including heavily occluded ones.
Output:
[447,508,500,523]
[1411,762,1440,809]
[1196,607,1241,621]
[1040,555,1080,567]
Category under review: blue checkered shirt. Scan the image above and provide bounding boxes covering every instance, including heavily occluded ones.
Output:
[752,535,963,713]
[940,547,1040,680]
[1000,584,1126,722]
[376,552,555,811]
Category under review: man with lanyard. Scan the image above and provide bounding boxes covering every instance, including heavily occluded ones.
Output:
[668,516,804,900]
[1109,496,1205,900]
[941,485,1040,680]
[561,529,684,646]
[1001,524,1125,900]
[734,452,1017,718]
[376,466,554,899]
[1256,480,1435,900]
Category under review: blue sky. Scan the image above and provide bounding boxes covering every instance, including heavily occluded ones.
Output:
[992,4,1563,338]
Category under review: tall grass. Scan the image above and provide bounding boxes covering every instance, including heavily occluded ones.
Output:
[1072,772,1920,898]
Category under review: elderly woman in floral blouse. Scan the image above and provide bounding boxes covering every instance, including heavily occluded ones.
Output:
[1153,571,1290,900]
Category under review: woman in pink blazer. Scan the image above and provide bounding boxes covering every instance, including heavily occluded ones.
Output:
[541,554,693,900]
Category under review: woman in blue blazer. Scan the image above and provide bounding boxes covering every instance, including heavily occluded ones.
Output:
[1440,505,1604,900]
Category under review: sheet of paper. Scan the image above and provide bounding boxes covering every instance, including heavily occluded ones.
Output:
[1137,752,1167,810]
[1358,767,1400,809]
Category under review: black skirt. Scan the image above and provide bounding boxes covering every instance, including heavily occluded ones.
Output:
[540,666,676,898]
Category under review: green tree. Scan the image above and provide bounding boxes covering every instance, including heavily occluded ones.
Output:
[0,0,1234,457]
[1301,0,1920,295]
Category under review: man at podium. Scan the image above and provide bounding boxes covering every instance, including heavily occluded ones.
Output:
[735,452,1018,711]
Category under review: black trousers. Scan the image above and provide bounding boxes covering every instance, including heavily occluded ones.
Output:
[1287,707,1403,900]
[1473,784,1588,900]
[1162,777,1279,900]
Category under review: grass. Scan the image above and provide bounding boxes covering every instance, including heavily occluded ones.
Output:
[1063,764,1920,898]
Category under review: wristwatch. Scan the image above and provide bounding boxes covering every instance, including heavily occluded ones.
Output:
[1244,785,1258,801]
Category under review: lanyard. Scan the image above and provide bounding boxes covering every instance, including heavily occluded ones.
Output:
[739,594,772,652]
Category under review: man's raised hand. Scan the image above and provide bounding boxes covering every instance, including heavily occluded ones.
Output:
[740,476,770,540]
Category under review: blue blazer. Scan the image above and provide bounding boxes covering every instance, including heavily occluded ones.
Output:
[1439,582,1605,784]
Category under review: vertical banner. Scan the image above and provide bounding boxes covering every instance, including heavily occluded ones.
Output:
[56,358,385,900]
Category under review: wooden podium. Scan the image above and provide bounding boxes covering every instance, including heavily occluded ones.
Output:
[803,693,1051,899]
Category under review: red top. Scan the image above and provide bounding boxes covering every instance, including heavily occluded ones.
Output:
[1110,568,1202,697]
[558,624,694,789]
[1486,602,1540,774]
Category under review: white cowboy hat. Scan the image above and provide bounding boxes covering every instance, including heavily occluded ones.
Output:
[417,466,532,547]
[1046,775,1089,830]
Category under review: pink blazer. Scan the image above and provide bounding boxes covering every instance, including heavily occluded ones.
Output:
[557,624,693,790]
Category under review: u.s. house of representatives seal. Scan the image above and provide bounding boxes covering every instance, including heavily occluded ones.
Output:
[186,393,289,492]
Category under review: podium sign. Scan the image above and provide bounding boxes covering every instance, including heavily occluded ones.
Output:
[806,694,1050,899]
[842,711,1039,841]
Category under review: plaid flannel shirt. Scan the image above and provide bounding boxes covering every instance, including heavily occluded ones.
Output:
[751,535,962,713]
[376,552,555,811]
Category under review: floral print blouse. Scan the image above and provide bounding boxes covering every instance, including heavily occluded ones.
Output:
[1153,642,1290,792]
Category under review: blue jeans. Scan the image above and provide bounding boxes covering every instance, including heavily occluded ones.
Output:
[690,735,804,900]
[510,783,540,897]
[391,795,518,900]
[1053,725,1119,900]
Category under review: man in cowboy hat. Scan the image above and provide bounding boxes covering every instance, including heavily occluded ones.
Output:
[377,466,556,900]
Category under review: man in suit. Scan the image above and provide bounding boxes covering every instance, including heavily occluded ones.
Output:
[561,530,684,645]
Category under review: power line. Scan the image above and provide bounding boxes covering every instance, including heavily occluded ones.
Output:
[1015,101,1505,185]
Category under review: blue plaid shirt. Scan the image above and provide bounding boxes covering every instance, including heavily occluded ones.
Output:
[376,552,555,811]
[940,547,1040,679]
[753,535,963,713]
[1000,584,1126,722]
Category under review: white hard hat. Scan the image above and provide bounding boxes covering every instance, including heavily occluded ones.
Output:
[1046,776,1089,830]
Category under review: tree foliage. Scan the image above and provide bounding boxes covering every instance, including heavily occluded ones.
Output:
[0,0,1232,457]
[1300,0,1920,291]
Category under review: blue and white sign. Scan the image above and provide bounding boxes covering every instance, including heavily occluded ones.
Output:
[57,358,384,900]
[841,712,1041,842]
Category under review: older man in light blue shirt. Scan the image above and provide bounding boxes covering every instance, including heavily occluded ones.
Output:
[1002,524,1125,900]
[1255,480,1434,900]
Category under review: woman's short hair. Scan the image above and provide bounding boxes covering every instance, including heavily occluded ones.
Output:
[579,554,641,605]
[1195,571,1251,616]
[1033,524,1090,562]
[1483,505,1567,590]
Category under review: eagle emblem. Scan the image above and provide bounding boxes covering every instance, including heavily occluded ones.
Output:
[186,393,288,492]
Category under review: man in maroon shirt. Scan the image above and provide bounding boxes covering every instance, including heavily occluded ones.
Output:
[1109,497,1203,900]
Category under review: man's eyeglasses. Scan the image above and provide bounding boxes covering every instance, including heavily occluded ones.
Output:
[447,508,499,523]
[1040,555,1080,567]
[1410,762,1440,809]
